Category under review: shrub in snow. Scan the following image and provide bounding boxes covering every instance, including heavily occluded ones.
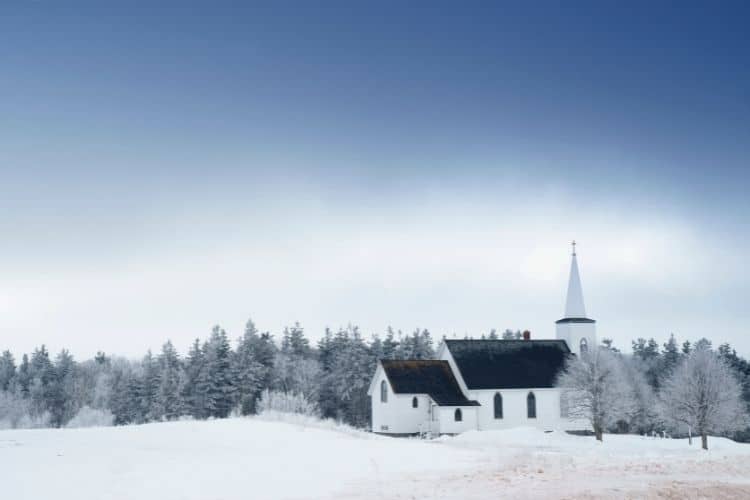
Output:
[557,347,637,442]
[257,389,320,417]
[0,392,30,429]
[0,392,50,429]
[65,406,115,428]
[658,347,747,450]
[15,412,52,429]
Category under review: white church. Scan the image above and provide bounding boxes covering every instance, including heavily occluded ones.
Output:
[368,243,595,435]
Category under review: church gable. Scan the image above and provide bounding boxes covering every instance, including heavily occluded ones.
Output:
[380,360,479,407]
[444,339,571,390]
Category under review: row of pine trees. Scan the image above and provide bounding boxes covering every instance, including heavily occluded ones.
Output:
[0,320,437,429]
[1,323,749,440]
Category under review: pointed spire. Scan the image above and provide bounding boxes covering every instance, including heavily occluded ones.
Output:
[564,241,587,318]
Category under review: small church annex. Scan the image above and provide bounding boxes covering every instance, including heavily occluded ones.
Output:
[368,244,595,435]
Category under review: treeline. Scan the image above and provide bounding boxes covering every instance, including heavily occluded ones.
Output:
[588,334,750,442]
[2,324,750,440]
[0,320,437,429]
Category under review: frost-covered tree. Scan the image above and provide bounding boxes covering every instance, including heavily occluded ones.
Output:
[28,346,55,418]
[659,348,747,450]
[693,338,712,352]
[183,338,207,418]
[396,328,435,360]
[109,358,137,425]
[273,352,320,400]
[49,349,79,427]
[319,326,374,426]
[232,321,266,415]
[0,350,16,392]
[501,329,518,340]
[256,389,319,417]
[65,406,114,428]
[0,391,33,429]
[281,322,310,358]
[16,354,31,398]
[620,355,658,433]
[141,350,162,421]
[557,347,636,441]
[205,325,236,418]
[681,340,692,355]
[156,341,184,420]
[601,338,619,352]
[381,327,399,360]
[661,333,681,374]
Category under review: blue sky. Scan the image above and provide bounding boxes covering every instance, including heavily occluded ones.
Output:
[1,2,748,357]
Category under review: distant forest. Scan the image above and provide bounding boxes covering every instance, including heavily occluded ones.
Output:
[1,321,750,442]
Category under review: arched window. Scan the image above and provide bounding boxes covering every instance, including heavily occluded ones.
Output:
[527,392,536,419]
[454,408,462,422]
[494,392,503,419]
[580,337,588,353]
[380,380,387,403]
[412,396,418,408]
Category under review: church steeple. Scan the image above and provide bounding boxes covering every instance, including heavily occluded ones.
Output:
[556,241,596,355]
[564,240,587,318]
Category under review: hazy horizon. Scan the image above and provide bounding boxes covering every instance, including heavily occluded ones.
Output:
[1,3,749,358]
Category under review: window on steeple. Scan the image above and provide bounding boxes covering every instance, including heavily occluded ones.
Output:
[380,380,387,403]
[580,338,588,353]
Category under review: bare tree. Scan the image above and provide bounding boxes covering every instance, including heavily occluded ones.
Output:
[659,347,747,450]
[557,347,636,441]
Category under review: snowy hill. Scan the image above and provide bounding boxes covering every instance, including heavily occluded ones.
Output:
[3,417,750,499]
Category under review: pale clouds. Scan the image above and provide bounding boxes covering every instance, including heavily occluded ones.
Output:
[1,185,746,358]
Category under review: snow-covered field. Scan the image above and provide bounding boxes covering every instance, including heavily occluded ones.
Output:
[2,417,749,500]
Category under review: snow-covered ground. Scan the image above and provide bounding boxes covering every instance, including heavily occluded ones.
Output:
[2,417,749,499]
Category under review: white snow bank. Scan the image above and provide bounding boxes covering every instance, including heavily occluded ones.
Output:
[444,426,749,454]
[2,419,749,500]
[0,416,477,500]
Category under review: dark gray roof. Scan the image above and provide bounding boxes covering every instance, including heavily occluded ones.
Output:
[380,360,480,406]
[555,317,596,324]
[444,339,572,390]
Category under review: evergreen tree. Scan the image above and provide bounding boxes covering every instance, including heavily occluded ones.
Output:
[29,345,55,418]
[94,351,109,366]
[601,338,619,352]
[0,350,16,392]
[681,340,692,355]
[413,329,435,359]
[319,326,373,426]
[157,341,183,420]
[694,337,713,352]
[205,325,236,418]
[233,321,266,415]
[661,333,681,376]
[49,349,78,427]
[381,327,399,359]
[281,322,311,358]
[141,350,162,421]
[109,359,136,425]
[502,329,516,340]
[16,354,31,398]
[183,339,209,419]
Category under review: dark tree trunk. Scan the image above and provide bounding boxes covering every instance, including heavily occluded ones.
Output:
[701,433,708,450]
[595,426,603,442]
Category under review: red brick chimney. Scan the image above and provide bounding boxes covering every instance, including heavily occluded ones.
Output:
[522,330,531,340]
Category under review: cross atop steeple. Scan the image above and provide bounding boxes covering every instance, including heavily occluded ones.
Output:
[571,240,576,256]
